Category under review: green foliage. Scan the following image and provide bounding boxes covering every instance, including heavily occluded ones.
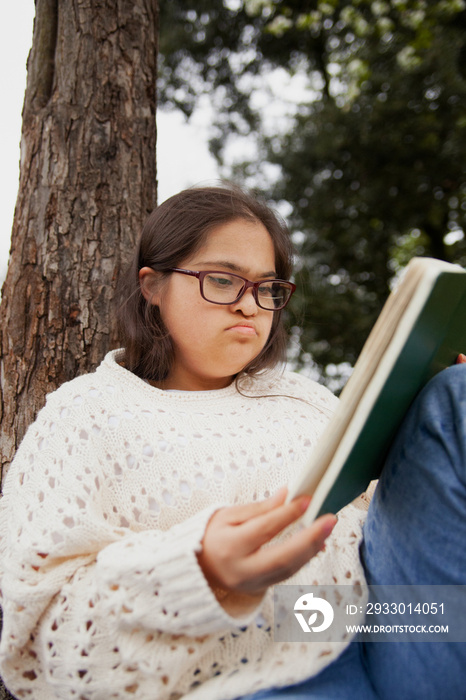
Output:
[159,0,466,385]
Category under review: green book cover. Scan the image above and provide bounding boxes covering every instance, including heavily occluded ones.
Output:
[289,258,466,522]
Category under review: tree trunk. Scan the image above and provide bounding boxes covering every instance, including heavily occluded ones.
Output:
[0,0,159,488]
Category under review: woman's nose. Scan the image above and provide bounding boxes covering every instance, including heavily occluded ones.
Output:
[231,287,259,315]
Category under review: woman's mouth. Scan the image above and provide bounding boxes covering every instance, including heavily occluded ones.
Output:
[227,323,257,336]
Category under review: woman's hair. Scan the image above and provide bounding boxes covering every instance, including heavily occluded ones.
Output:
[116,183,294,382]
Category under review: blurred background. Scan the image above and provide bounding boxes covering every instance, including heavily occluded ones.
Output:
[2,0,466,388]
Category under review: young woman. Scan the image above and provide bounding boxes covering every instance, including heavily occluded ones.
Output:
[0,184,465,700]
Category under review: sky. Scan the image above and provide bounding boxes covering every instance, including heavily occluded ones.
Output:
[0,2,220,288]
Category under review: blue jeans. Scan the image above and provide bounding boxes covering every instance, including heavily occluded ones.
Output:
[240,364,466,700]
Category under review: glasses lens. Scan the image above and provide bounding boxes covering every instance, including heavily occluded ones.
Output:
[257,281,293,309]
[202,273,245,303]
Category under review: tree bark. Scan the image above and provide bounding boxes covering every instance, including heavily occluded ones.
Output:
[0,0,159,486]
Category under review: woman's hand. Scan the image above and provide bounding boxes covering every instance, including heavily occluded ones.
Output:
[456,354,466,364]
[197,487,337,597]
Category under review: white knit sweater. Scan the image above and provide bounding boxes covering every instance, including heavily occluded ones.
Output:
[0,350,371,700]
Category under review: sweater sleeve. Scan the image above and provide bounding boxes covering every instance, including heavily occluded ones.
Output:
[0,393,264,699]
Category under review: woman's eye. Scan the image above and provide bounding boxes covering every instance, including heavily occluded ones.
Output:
[258,283,274,296]
[207,275,233,287]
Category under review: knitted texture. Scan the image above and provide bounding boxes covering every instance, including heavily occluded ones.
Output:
[0,351,370,700]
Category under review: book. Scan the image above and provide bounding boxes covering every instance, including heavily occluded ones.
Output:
[288,257,466,523]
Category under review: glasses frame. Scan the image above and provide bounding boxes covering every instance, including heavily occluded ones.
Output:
[167,268,296,311]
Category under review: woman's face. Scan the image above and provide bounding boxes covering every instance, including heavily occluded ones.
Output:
[139,217,277,390]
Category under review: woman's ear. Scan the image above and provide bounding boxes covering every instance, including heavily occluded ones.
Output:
[139,267,162,305]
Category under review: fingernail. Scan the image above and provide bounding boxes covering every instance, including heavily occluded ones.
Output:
[322,516,338,536]
[300,496,312,513]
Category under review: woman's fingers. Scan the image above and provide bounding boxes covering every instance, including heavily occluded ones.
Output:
[196,491,296,589]
[238,494,312,551]
[235,514,338,593]
[198,490,337,595]
[456,353,466,364]
[224,486,289,525]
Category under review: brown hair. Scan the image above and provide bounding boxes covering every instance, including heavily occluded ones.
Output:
[116,183,294,382]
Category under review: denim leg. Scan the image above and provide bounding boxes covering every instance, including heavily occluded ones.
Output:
[238,642,377,700]
[360,364,466,700]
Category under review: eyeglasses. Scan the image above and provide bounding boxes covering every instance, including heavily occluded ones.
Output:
[168,268,296,310]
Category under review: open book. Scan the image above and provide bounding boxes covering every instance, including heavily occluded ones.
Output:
[288,257,466,523]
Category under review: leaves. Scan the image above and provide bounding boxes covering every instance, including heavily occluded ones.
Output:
[159,0,466,386]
